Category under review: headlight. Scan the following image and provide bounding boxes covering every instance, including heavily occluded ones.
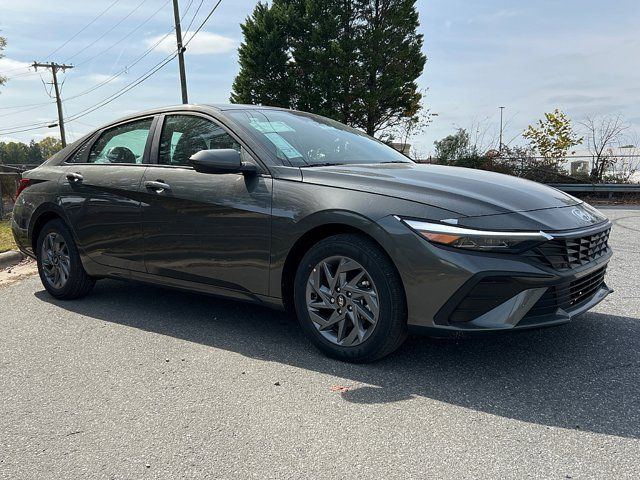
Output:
[398,217,553,252]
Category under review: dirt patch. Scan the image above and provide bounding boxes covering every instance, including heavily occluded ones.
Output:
[0,257,38,287]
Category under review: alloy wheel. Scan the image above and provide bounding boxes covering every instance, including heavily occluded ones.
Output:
[41,232,71,289]
[306,255,380,346]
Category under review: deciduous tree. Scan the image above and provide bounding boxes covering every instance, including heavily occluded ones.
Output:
[0,35,6,88]
[38,136,63,159]
[579,114,629,182]
[523,109,583,163]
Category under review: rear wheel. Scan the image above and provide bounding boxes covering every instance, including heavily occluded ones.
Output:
[36,219,95,299]
[294,234,407,362]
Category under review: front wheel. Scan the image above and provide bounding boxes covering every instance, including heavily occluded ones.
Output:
[294,234,407,362]
[36,219,96,299]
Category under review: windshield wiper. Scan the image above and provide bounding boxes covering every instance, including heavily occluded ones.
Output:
[300,162,346,168]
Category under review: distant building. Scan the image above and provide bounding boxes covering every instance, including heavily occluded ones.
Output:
[391,143,411,156]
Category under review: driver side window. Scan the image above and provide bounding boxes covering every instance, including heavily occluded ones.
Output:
[86,118,153,164]
[158,115,240,166]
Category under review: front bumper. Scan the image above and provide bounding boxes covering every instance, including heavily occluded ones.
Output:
[428,261,612,332]
[377,216,613,332]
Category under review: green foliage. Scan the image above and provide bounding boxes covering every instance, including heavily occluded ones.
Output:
[498,145,575,183]
[0,142,28,164]
[433,128,480,165]
[523,109,583,161]
[230,0,426,137]
[230,2,293,108]
[37,136,63,159]
[0,137,61,164]
[0,220,16,252]
[27,140,43,164]
[0,35,6,87]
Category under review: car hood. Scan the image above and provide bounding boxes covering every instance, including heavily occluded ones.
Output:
[300,163,582,217]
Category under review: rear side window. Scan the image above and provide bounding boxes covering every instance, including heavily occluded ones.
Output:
[85,118,153,164]
[158,115,240,166]
[67,139,92,163]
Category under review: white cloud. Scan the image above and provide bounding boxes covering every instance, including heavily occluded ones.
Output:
[0,57,32,72]
[146,31,237,56]
[0,58,38,82]
[83,73,125,84]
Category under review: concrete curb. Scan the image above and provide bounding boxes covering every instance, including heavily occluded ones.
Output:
[0,250,25,270]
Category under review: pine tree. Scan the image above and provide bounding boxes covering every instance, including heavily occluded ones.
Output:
[355,0,426,136]
[230,2,294,107]
[230,0,426,138]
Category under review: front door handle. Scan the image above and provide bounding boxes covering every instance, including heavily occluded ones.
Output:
[145,180,171,192]
[66,172,83,183]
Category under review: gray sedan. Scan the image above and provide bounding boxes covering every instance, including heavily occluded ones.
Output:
[12,104,612,361]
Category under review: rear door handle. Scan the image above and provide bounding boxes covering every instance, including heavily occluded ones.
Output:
[66,172,83,183]
[145,180,171,192]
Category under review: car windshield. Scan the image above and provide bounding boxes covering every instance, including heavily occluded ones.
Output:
[227,109,412,167]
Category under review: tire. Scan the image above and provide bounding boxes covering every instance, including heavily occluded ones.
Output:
[294,233,407,362]
[36,219,96,299]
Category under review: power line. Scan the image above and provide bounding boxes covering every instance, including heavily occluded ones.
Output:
[4,70,41,80]
[184,0,205,33]
[64,0,196,100]
[0,65,34,75]
[0,102,56,119]
[0,123,54,136]
[1,0,225,136]
[184,0,223,47]
[45,0,122,60]
[66,53,178,123]
[73,0,171,68]
[0,26,176,126]
[63,27,178,103]
[0,100,55,111]
[64,0,150,63]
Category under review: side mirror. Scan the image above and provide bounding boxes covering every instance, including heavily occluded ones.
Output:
[189,149,257,174]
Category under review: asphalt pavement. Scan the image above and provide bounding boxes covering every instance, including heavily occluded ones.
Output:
[1,207,639,479]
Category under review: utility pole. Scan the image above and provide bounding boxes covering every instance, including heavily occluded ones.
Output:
[172,0,189,104]
[32,61,74,147]
[499,106,505,153]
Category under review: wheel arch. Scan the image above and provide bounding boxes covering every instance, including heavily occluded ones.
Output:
[29,203,71,252]
[279,212,406,312]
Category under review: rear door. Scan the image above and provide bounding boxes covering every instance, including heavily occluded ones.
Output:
[59,116,156,272]
[139,112,272,295]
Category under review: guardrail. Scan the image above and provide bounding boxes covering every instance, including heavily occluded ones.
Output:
[549,183,640,193]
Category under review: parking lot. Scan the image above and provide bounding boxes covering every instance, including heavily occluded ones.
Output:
[1,207,639,479]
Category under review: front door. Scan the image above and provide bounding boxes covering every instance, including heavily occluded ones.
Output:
[140,113,272,296]
[59,117,155,272]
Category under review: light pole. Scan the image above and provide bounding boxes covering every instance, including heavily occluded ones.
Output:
[499,106,505,153]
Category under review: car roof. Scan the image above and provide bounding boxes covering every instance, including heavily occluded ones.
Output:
[102,103,292,128]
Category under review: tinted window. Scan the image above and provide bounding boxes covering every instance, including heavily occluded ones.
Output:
[158,115,240,166]
[86,118,153,164]
[227,110,411,167]
[67,139,92,163]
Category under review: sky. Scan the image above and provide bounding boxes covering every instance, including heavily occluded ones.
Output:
[1,0,639,155]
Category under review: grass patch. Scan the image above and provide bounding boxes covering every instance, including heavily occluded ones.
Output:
[0,219,17,253]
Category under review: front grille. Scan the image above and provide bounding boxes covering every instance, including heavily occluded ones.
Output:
[524,266,608,320]
[525,228,610,271]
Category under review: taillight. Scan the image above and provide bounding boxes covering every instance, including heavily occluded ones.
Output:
[16,178,31,198]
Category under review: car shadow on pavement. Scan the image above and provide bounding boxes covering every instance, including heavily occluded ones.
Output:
[35,279,640,440]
